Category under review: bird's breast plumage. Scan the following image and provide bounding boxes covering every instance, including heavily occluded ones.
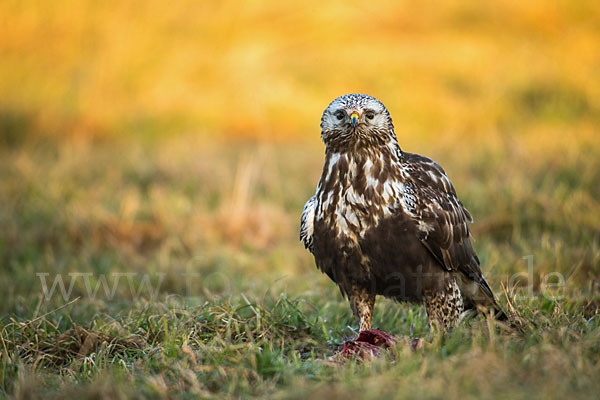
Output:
[314,144,417,242]
[309,143,444,300]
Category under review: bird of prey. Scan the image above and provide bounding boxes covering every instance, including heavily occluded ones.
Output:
[300,94,506,333]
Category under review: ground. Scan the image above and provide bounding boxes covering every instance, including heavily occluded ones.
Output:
[1,133,599,399]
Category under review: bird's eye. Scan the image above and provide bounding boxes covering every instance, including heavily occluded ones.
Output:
[365,111,375,120]
[335,111,345,121]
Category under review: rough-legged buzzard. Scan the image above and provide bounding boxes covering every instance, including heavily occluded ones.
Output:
[300,94,506,332]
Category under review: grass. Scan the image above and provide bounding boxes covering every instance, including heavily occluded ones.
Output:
[1,134,600,399]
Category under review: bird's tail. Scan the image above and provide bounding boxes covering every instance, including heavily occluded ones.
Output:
[489,301,509,321]
[457,272,509,321]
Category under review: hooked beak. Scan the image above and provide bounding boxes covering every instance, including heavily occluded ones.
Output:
[350,112,360,128]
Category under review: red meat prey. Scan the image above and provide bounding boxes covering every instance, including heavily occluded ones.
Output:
[328,329,423,364]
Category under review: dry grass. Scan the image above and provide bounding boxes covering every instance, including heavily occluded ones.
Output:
[1,135,599,398]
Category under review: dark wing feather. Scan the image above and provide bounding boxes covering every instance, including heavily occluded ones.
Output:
[402,153,498,307]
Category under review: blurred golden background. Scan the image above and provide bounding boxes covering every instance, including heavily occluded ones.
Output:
[2,0,599,144]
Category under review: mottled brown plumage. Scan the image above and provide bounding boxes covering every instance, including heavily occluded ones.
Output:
[300,94,506,333]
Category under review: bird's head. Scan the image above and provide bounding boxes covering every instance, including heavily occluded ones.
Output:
[320,94,396,152]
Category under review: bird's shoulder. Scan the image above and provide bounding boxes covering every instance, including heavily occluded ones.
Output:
[401,152,459,198]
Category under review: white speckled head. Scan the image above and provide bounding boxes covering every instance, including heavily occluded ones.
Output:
[320,94,396,152]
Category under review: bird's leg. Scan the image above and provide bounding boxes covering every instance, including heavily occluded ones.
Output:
[425,277,464,334]
[349,289,376,331]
